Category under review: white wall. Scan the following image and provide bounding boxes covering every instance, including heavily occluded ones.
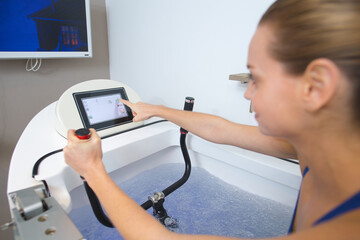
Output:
[106,0,274,125]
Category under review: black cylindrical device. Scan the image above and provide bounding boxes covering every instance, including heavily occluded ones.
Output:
[180,97,195,134]
[183,97,195,111]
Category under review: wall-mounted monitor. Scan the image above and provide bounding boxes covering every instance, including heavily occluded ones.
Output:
[0,0,92,59]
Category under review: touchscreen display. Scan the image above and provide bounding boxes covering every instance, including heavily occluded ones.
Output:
[81,94,128,125]
[73,88,133,130]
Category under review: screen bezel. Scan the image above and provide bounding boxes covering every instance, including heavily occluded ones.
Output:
[73,87,134,131]
[0,0,92,59]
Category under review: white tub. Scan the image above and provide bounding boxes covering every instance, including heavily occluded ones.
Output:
[7,102,301,239]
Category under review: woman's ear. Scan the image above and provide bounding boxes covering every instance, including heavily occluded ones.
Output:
[302,58,340,112]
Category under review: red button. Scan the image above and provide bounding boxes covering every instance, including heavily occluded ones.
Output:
[75,128,91,140]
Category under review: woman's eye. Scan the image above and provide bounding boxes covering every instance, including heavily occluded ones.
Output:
[248,73,256,82]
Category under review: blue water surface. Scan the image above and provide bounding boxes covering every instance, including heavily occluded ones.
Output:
[69,163,292,239]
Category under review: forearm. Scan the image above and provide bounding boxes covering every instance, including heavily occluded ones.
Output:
[154,105,229,142]
[154,106,297,159]
[220,123,297,159]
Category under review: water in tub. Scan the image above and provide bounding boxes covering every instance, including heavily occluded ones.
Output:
[69,163,293,239]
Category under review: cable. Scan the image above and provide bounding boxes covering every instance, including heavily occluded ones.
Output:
[141,132,191,210]
[31,120,168,179]
[83,181,114,227]
[32,149,63,197]
[32,149,63,178]
[26,58,42,72]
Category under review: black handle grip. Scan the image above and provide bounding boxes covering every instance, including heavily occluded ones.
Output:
[180,97,195,134]
[183,97,195,111]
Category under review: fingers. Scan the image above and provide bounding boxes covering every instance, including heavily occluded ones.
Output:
[88,128,102,144]
[89,128,97,136]
[120,99,132,108]
[120,99,154,122]
[67,129,77,142]
[120,99,140,121]
[64,128,103,175]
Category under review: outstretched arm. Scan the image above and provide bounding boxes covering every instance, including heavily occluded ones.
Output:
[121,100,297,159]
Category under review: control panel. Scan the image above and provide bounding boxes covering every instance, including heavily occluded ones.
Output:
[55,79,143,138]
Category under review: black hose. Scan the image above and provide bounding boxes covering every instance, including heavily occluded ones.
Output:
[85,130,192,227]
[141,132,192,210]
[32,149,63,178]
[163,133,191,196]
[83,181,114,227]
[32,149,63,197]
[32,120,168,179]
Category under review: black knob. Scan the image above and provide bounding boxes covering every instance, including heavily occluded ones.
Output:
[75,128,91,140]
[183,97,195,112]
[180,97,195,134]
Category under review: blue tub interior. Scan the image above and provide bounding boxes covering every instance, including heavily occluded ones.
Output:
[68,163,293,239]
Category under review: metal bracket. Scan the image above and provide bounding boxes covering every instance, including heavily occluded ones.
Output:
[229,73,250,84]
[148,192,165,204]
[7,184,84,240]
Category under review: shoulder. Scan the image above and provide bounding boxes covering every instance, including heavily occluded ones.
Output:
[287,209,360,240]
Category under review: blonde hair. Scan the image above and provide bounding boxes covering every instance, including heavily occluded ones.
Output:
[259,0,360,122]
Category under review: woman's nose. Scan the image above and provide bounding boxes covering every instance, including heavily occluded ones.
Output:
[244,81,253,100]
[244,82,254,113]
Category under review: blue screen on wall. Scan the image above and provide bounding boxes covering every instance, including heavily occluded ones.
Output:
[0,0,92,59]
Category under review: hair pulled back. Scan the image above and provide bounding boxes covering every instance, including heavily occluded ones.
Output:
[259,0,360,123]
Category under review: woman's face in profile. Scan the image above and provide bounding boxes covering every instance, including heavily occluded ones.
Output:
[245,24,305,138]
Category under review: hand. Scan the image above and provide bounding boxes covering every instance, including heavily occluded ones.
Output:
[63,128,105,180]
[121,99,159,122]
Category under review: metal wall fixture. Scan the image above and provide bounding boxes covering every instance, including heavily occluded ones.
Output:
[229,73,253,113]
[228,73,250,84]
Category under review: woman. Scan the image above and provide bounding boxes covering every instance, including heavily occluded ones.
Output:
[64,0,360,239]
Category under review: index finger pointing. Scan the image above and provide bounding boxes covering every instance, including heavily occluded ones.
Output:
[120,99,132,108]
